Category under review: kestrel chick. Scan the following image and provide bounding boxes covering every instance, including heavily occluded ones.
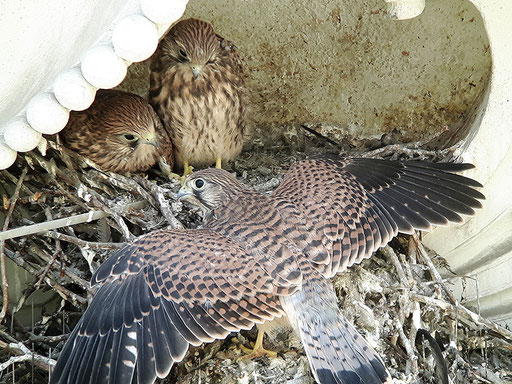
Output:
[50,158,484,384]
[149,18,245,173]
[60,89,173,174]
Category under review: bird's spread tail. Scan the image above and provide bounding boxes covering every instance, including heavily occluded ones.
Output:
[281,277,391,384]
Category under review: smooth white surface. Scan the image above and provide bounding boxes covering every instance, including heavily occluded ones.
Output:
[424,0,512,326]
[0,0,129,123]
[113,15,159,62]
[385,0,425,20]
[81,44,128,88]
[3,117,42,152]
[0,143,17,169]
[141,0,188,24]
[26,92,70,135]
[53,68,97,111]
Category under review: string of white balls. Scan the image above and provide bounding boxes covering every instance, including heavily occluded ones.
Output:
[0,0,189,170]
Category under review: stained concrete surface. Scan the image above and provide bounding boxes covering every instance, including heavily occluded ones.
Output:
[120,0,491,146]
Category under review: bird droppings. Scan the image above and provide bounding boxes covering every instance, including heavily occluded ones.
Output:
[0,132,511,383]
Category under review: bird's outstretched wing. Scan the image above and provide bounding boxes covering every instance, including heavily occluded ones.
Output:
[272,158,485,277]
[50,229,290,384]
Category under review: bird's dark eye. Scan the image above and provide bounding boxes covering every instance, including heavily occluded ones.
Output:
[179,49,187,58]
[194,178,205,189]
[123,134,137,142]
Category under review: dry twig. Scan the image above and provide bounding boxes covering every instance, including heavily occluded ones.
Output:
[0,167,27,324]
[0,340,56,372]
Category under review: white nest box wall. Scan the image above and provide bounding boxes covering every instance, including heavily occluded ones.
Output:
[0,0,189,169]
[423,0,512,326]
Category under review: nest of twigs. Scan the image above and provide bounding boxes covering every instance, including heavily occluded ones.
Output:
[0,129,511,384]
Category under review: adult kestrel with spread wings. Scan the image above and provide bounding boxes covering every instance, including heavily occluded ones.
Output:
[60,89,173,175]
[149,18,246,175]
[50,157,484,384]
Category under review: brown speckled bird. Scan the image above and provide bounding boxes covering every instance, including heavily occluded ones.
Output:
[60,89,173,174]
[50,158,484,384]
[149,18,245,174]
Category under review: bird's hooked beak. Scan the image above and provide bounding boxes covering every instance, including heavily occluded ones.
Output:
[146,139,159,148]
[142,133,159,148]
[191,65,202,79]
[177,182,210,216]
[177,184,193,201]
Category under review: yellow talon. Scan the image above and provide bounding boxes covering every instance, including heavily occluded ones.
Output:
[180,160,194,185]
[215,157,222,169]
[237,329,277,360]
[168,172,183,181]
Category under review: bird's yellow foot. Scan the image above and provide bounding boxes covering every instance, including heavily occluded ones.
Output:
[168,172,183,181]
[179,161,194,185]
[158,157,181,180]
[236,331,277,360]
[215,157,222,169]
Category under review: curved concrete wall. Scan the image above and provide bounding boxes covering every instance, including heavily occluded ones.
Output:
[424,0,512,326]
[121,0,491,145]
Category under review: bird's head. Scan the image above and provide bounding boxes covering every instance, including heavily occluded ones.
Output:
[160,18,222,80]
[98,91,169,173]
[178,169,249,213]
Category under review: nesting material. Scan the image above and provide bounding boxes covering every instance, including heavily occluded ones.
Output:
[0,132,510,383]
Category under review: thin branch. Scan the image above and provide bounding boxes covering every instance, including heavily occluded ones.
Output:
[0,200,146,241]
[411,234,457,304]
[94,171,158,208]
[381,246,407,285]
[28,333,69,344]
[300,124,340,147]
[0,341,56,372]
[25,245,89,291]
[134,176,183,229]
[34,241,62,290]
[3,249,87,307]
[42,231,124,250]
[0,169,34,196]
[411,293,512,345]
[395,317,419,376]
[84,187,133,241]
[0,167,27,324]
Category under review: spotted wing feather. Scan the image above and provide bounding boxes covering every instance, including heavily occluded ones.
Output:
[50,229,287,384]
[273,158,484,278]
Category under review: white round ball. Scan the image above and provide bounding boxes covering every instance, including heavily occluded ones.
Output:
[54,68,97,111]
[0,142,17,169]
[3,117,43,152]
[26,92,70,135]
[81,44,127,89]
[112,15,158,62]
[141,0,188,25]
[385,0,425,20]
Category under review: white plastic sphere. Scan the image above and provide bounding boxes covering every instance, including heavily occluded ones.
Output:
[3,117,43,152]
[26,92,70,135]
[81,44,127,89]
[385,0,425,20]
[0,142,17,169]
[54,68,96,111]
[141,0,188,25]
[112,15,159,62]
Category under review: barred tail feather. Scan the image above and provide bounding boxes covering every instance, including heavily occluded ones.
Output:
[281,278,391,384]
